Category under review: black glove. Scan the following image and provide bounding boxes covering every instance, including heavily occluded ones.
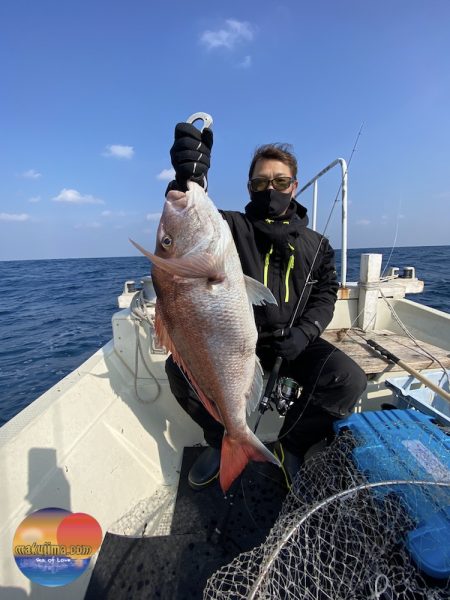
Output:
[169,122,213,191]
[271,327,309,361]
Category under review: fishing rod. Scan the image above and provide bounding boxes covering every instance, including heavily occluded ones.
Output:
[212,122,364,547]
[252,286,313,433]
[365,339,450,403]
[253,123,364,434]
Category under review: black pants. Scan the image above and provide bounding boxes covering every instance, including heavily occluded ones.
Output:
[165,337,367,458]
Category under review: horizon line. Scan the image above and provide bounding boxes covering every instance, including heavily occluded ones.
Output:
[1,244,449,263]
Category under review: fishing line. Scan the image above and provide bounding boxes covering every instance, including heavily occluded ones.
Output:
[381,196,402,278]
[276,298,380,446]
[378,290,450,386]
[239,477,260,529]
[290,122,364,325]
[265,121,447,444]
[256,123,365,438]
[277,282,450,444]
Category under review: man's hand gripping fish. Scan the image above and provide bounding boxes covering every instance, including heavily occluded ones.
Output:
[130,181,280,492]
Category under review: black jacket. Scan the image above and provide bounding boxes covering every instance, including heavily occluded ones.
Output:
[221,200,338,343]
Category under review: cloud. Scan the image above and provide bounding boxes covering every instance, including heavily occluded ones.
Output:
[156,168,175,181]
[28,196,41,203]
[237,55,252,68]
[102,144,134,159]
[21,168,41,179]
[146,212,162,221]
[101,209,128,217]
[53,188,105,205]
[0,212,30,222]
[74,221,102,229]
[200,19,254,50]
[356,219,371,226]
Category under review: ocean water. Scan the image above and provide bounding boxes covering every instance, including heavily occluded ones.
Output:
[0,246,449,427]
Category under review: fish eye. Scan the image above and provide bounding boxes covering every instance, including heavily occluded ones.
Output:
[161,235,172,248]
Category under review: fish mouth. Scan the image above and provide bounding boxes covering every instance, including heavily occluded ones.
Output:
[166,189,189,212]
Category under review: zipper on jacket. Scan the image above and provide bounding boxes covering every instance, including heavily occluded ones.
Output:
[264,245,274,287]
[284,244,295,302]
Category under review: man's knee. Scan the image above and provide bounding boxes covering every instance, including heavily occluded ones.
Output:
[345,360,367,398]
[313,357,367,418]
[332,361,366,416]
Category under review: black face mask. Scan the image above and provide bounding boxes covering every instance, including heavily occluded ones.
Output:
[248,189,292,219]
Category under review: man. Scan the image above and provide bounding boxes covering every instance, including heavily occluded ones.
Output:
[165,122,367,489]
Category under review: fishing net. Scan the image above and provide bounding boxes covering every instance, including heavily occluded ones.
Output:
[204,429,450,600]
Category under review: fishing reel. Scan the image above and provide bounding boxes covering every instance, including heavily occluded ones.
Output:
[273,377,300,415]
[271,377,300,415]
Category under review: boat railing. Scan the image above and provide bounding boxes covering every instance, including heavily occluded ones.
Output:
[296,158,348,287]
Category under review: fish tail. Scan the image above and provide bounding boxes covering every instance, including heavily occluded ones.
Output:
[219,430,280,493]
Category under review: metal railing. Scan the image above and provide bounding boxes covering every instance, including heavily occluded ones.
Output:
[296,158,348,287]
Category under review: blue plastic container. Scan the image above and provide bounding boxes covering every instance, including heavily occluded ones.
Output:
[334,409,450,579]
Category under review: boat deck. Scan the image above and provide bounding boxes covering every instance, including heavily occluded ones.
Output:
[323,328,450,376]
[85,446,287,599]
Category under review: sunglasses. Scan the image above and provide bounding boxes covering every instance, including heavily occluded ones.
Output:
[249,176,296,192]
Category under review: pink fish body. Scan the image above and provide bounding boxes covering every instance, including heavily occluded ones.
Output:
[131,182,279,492]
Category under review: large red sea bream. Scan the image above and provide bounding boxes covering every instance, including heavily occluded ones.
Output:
[131,182,279,492]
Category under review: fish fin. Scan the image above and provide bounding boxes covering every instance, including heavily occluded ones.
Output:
[245,358,264,416]
[130,238,224,281]
[244,275,278,306]
[161,253,225,281]
[155,305,222,423]
[188,377,222,424]
[219,430,280,493]
[154,303,171,351]
[129,238,155,262]
[214,216,233,258]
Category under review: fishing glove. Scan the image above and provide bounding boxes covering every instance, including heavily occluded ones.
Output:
[169,122,213,191]
[271,327,309,361]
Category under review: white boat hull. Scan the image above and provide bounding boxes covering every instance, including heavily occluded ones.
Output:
[1,287,450,597]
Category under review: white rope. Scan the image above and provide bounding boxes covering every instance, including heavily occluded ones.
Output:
[129,290,162,404]
[379,289,450,388]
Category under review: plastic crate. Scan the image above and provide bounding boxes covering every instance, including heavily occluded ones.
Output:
[334,409,450,579]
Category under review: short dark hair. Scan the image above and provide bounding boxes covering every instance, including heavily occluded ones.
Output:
[248,143,298,180]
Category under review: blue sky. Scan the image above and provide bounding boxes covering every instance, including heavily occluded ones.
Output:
[1,0,449,260]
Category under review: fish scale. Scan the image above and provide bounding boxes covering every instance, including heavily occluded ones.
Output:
[161,280,255,429]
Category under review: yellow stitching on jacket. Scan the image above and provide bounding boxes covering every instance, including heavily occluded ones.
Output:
[263,245,274,287]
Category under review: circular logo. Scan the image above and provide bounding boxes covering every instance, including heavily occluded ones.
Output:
[13,507,102,587]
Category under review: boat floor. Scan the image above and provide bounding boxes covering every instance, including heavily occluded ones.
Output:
[85,446,287,600]
[322,328,450,376]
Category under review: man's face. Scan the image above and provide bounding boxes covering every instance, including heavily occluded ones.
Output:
[248,159,298,199]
